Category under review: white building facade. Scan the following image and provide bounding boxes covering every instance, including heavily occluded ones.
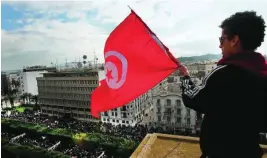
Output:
[100,90,153,127]
[21,67,56,95]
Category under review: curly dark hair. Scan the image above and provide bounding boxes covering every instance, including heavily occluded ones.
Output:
[220,11,266,50]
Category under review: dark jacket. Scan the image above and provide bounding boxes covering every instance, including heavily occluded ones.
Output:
[181,52,267,158]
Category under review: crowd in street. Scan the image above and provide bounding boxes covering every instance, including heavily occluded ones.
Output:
[2,109,267,158]
[59,144,107,158]
[14,135,57,149]
[2,132,108,158]
[2,110,197,142]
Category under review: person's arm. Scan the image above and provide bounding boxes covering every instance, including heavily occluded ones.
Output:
[181,65,228,114]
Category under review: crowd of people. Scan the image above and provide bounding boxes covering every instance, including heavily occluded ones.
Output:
[59,144,107,158]
[2,131,108,158]
[2,109,267,158]
[1,132,16,140]
[2,109,197,142]
[14,135,57,149]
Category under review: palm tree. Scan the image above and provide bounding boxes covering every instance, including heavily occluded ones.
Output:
[20,94,27,104]
[32,95,38,105]
[28,93,33,103]
[7,92,15,108]
[23,92,30,104]
[11,89,18,96]
[3,97,8,107]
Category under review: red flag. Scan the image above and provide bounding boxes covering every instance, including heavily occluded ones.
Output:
[91,10,180,118]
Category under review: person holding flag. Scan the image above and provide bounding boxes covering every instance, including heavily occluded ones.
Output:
[180,11,267,158]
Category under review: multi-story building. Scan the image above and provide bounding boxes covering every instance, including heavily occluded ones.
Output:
[6,70,23,95]
[100,90,153,127]
[37,69,102,122]
[152,83,197,133]
[185,62,217,78]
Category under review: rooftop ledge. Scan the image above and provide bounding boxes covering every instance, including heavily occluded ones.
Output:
[131,133,267,158]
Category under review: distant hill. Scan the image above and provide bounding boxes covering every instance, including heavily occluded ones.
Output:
[177,54,221,63]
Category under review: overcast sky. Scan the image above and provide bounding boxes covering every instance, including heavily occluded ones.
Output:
[2,0,267,70]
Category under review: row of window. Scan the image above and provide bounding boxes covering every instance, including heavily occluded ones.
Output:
[156,99,182,106]
[102,118,130,124]
[37,80,98,86]
[38,86,96,93]
[157,108,190,115]
[42,105,89,111]
[39,93,90,101]
[158,116,191,125]
[39,98,90,107]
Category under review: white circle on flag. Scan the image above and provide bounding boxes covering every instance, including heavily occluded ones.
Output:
[104,51,128,89]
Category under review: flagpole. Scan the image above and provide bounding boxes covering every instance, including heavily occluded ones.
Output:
[127,5,133,10]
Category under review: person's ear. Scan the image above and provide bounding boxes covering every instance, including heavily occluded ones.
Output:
[230,35,240,47]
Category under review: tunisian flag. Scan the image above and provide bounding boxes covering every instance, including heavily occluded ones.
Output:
[91,10,180,118]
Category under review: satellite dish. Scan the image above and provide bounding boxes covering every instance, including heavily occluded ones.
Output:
[77,62,82,68]
[83,55,87,60]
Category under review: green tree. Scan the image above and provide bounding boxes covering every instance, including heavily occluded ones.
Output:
[33,95,38,105]
[7,93,15,107]
[3,97,8,107]
[28,93,33,103]
[20,93,27,103]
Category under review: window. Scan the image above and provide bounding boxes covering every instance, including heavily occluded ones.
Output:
[167,116,171,122]
[112,119,115,122]
[166,99,171,106]
[187,118,191,126]
[187,109,190,116]
[176,100,181,107]
[104,112,108,116]
[177,109,181,115]
[177,117,181,123]
[158,116,161,122]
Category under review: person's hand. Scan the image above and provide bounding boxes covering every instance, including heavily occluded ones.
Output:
[178,65,189,76]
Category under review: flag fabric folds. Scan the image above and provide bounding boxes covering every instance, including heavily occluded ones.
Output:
[91,10,180,118]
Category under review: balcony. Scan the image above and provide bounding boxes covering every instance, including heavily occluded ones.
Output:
[131,133,202,157]
[174,104,182,109]
[156,111,161,115]
[164,104,171,107]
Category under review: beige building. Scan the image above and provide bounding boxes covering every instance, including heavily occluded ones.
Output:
[37,70,102,122]
[185,62,217,78]
[152,83,197,133]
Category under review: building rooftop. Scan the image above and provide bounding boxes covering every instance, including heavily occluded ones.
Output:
[23,66,56,72]
[131,133,267,158]
[153,83,182,97]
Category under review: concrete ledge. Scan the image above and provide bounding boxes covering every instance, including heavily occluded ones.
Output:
[131,133,267,158]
